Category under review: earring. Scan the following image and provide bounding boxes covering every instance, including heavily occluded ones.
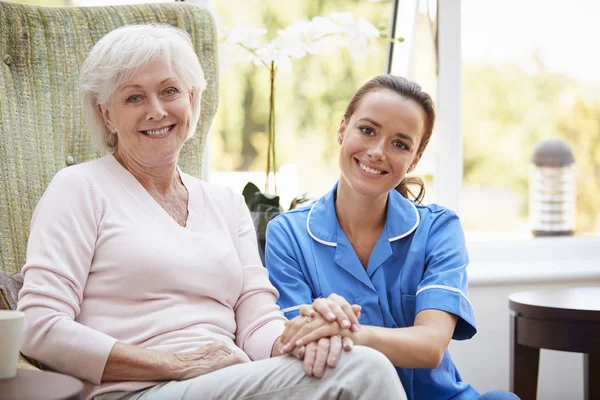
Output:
[336,132,342,145]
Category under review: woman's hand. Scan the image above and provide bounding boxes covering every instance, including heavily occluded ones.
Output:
[286,334,354,378]
[302,294,361,333]
[170,341,247,381]
[302,335,354,378]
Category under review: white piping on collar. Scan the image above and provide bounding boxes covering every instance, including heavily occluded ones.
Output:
[388,201,420,242]
[307,199,337,247]
[416,284,473,307]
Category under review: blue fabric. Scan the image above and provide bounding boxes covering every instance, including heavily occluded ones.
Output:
[265,183,480,400]
[477,390,520,400]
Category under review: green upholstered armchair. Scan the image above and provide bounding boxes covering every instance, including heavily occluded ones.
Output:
[0,1,219,276]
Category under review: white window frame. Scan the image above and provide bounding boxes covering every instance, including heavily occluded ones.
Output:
[435,0,463,214]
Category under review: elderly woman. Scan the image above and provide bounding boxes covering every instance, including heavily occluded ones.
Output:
[16,25,406,400]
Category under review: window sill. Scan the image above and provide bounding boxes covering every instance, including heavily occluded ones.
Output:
[466,236,600,286]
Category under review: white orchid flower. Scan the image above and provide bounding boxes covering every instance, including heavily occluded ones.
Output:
[218,11,388,69]
[253,42,293,72]
[224,24,268,50]
[303,17,339,54]
[325,12,381,59]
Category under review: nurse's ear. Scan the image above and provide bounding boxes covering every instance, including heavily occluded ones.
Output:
[408,151,423,173]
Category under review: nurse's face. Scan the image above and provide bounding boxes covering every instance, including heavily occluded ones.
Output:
[337,89,425,198]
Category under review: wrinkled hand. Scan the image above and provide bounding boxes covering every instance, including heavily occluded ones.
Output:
[171,341,246,381]
[286,334,354,378]
[303,335,355,378]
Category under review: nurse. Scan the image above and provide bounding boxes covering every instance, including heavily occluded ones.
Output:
[265,75,519,400]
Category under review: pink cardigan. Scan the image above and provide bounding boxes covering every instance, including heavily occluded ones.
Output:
[18,155,286,399]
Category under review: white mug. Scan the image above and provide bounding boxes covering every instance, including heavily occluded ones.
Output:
[0,310,25,379]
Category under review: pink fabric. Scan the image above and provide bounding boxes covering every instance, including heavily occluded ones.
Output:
[17,154,286,400]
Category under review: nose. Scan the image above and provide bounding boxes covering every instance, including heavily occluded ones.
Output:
[366,138,385,160]
[145,96,167,121]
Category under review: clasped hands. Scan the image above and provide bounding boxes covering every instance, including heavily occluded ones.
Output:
[280,294,362,378]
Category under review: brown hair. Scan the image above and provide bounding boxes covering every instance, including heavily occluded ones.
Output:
[343,75,435,204]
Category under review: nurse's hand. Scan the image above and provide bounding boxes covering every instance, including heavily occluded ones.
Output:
[280,312,359,354]
[302,294,361,333]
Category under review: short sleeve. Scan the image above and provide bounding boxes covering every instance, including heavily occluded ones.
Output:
[415,210,476,340]
[265,217,315,319]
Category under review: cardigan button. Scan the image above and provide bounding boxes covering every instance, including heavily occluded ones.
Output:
[65,155,76,166]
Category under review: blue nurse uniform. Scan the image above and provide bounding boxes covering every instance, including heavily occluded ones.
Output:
[265,183,480,400]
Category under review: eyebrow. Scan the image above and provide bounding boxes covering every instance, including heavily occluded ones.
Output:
[120,77,176,91]
[356,117,415,144]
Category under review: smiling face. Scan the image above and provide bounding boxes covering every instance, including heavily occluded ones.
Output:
[98,57,194,167]
[337,89,426,199]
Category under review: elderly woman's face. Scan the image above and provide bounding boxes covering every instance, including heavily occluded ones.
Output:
[99,57,193,165]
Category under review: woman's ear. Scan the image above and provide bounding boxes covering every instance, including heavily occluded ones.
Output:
[98,104,114,132]
[408,152,423,173]
[337,118,347,145]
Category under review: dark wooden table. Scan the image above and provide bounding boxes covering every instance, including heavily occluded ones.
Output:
[0,368,84,400]
[509,287,600,400]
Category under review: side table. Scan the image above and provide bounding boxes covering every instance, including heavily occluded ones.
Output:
[0,368,84,400]
[509,287,600,400]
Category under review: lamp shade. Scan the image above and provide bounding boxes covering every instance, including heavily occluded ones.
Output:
[529,139,576,237]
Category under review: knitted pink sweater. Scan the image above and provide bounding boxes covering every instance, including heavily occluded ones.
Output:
[18,155,286,399]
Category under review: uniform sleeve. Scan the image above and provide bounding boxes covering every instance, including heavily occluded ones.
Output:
[17,169,118,384]
[415,210,476,340]
[264,217,315,319]
[233,196,286,360]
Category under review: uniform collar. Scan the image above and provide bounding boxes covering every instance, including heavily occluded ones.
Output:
[307,182,420,247]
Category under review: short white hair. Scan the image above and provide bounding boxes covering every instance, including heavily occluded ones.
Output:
[79,24,207,152]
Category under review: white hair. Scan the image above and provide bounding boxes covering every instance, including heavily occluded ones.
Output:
[79,24,207,152]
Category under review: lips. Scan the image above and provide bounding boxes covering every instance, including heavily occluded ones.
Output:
[356,159,387,175]
[140,124,175,137]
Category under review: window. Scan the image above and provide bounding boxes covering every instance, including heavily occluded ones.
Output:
[460,0,600,238]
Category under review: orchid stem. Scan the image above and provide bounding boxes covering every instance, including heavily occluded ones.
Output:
[266,62,277,194]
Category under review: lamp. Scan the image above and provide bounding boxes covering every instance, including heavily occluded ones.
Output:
[530,139,576,237]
